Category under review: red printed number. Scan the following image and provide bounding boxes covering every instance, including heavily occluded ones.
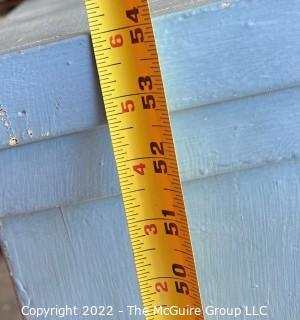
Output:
[155,282,168,292]
[121,100,135,113]
[144,224,157,235]
[109,34,123,48]
[133,163,146,175]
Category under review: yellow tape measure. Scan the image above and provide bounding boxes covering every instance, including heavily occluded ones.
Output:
[85,0,203,318]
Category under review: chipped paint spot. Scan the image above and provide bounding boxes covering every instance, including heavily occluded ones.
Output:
[9,137,18,146]
[27,129,33,137]
[0,106,18,146]
[222,2,231,9]
[18,110,27,117]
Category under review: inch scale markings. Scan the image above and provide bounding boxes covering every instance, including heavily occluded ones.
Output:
[85,0,204,319]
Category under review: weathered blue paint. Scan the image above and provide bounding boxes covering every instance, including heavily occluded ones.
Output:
[0,0,299,319]
[0,86,299,217]
[156,0,300,110]
[0,36,104,149]
[0,0,299,148]
[1,200,144,319]
[0,0,211,56]
[1,158,300,319]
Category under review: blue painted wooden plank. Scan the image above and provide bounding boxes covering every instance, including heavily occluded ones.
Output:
[0,86,299,217]
[185,160,300,320]
[0,126,118,217]
[1,0,300,149]
[0,1,298,319]
[186,159,300,319]
[0,201,143,319]
[0,36,104,148]
[173,86,300,180]
[156,0,300,110]
[1,158,299,319]
[0,0,211,56]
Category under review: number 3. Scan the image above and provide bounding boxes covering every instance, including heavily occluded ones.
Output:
[138,76,152,90]
[144,224,157,235]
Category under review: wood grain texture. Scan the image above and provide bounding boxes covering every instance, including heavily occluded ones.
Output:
[0,36,104,149]
[0,86,299,217]
[186,159,300,319]
[1,0,299,149]
[0,0,216,54]
[1,201,143,319]
[149,0,218,15]
[155,0,300,110]
[0,0,299,319]
[1,159,299,319]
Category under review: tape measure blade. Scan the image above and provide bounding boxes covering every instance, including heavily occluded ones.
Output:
[85,1,204,319]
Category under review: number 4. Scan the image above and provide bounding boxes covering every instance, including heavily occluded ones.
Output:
[133,163,146,175]
[126,7,139,23]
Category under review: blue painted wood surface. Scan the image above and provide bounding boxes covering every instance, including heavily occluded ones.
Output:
[0,36,104,149]
[0,0,299,149]
[0,0,299,319]
[0,86,299,216]
[1,158,300,319]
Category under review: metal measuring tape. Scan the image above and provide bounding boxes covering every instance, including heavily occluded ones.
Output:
[85,1,203,318]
